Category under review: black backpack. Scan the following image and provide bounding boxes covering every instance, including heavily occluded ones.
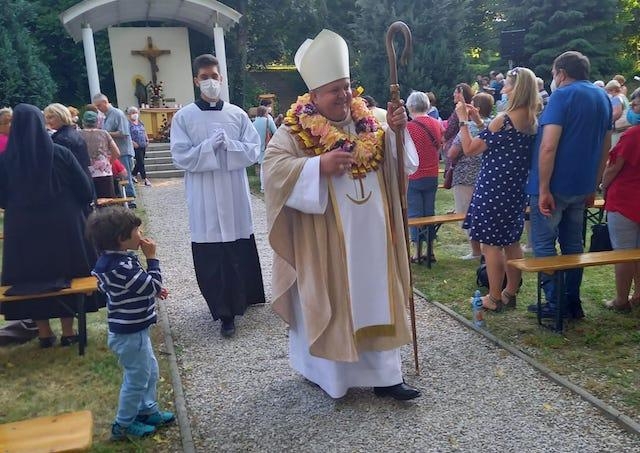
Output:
[476,255,522,290]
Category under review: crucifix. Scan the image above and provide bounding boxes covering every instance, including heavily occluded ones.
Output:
[131,36,171,85]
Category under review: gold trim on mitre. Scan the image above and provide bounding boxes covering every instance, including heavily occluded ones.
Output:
[294,29,350,90]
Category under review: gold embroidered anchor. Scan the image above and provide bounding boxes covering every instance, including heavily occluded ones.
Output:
[346,177,372,205]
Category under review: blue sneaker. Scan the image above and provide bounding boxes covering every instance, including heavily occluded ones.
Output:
[111,421,155,440]
[136,410,175,426]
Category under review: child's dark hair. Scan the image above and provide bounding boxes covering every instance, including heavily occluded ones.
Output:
[86,207,142,252]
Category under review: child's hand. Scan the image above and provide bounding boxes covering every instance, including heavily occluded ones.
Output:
[140,238,157,259]
[158,288,169,300]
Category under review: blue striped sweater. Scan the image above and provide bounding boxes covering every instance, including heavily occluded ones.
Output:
[92,251,162,334]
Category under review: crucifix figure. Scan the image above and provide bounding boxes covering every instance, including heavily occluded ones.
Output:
[131,36,171,85]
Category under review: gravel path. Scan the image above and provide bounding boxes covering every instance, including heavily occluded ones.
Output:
[139,179,640,452]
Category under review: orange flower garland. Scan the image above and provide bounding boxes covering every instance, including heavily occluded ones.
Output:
[284,94,385,179]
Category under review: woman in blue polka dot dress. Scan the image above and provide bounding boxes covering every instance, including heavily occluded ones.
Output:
[457,67,540,311]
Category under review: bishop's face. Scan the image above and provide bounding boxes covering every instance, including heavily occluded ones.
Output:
[311,78,352,122]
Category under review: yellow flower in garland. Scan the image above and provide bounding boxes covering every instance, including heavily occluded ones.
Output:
[284,94,385,179]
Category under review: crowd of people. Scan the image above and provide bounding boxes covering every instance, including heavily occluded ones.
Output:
[1,26,640,442]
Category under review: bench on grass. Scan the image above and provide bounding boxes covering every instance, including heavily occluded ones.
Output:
[96,197,135,208]
[0,276,98,355]
[0,410,93,453]
[408,212,466,268]
[508,248,640,331]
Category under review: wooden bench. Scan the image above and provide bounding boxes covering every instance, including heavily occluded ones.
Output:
[0,410,93,453]
[508,248,640,331]
[408,212,466,268]
[96,197,135,208]
[0,276,98,355]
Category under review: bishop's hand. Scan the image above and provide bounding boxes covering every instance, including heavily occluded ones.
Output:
[319,151,354,177]
[386,100,407,133]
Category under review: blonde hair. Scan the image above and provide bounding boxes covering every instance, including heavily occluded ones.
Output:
[0,107,12,122]
[505,67,539,134]
[44,103,73,126]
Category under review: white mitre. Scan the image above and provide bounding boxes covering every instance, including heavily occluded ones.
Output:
[294,29,350,90]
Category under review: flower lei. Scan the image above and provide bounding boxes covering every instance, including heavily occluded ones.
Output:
[284,94,385,179]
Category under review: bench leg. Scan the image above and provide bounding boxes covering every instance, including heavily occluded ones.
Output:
[537,272,542,326]
[426,228,433,269]
[76,294,87,356]
[554,271,565,332]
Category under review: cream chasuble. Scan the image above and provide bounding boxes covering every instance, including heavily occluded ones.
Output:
[281,118,417,398]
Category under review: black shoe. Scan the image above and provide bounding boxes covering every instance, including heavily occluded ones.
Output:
[220,317,235,338]
[38,336,56,348]
[526,303,571,319]
[568,305,585,320]
[373,382,421,401]
[128,202,137,209]
[60,335,79,347]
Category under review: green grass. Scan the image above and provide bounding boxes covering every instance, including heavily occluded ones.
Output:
[412,187,640,420]
[0,204,181,452]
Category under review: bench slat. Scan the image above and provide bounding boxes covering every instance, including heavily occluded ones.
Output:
[408,212,465,227]
[508,249,640,273]
[0,410,93,453]
[0,277,98,303]
[96,197,135,207]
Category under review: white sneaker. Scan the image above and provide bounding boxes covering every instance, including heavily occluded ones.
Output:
[132,176,138,184]
[521,245,533,253]
[144,179,152,187]
[460,253,481,260]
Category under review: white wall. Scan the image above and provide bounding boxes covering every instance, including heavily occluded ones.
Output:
[108,27,194,110]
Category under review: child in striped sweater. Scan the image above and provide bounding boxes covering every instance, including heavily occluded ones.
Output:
[86,206,173,440]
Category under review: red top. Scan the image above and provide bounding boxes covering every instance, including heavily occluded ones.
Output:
[111,158,126,176]
[605,125,640,223]
[0,134,8,153]
[406,116,442,180]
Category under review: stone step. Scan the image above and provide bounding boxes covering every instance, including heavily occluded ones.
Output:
[145,155,174,164]
[145,149,172,159]
[148,143,170,151]
[146,162,179,172]
[146,169,184,178]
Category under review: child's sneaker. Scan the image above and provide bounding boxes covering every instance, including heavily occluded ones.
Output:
[111,421,156,440]
[136,410,175,426]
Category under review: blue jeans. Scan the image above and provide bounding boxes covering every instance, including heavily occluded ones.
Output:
[408,176,438,243]
[119,155,137,198]
[108,328,159,426]
[530,194,586,308]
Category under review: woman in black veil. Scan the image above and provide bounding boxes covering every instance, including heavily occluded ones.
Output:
[0,104,103,348]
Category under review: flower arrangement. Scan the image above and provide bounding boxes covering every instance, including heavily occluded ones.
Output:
[148,81,165,108]
[284,94,384,179]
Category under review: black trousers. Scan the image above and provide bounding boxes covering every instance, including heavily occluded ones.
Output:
[132,146,147,179]
[191,235,265,320]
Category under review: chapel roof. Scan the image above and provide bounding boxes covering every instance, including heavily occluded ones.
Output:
[60,0,241,43]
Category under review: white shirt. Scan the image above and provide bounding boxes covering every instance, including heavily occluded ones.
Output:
[170,100,261,243]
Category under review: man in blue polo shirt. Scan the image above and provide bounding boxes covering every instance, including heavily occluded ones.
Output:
[527,51,612,320]
[93,93,137,205]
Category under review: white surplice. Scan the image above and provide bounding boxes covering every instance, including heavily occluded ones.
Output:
[285,120,418,398]
[170,101,261,243]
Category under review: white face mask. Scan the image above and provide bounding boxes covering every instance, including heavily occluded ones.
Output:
[199,78,222,100]
[130,113,139,121]
[550,79,557,93]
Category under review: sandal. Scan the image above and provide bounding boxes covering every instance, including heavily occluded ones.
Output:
[60,334,80,347]
[501,289,517,310]
[604,299,632,313]
[482,294,503,312]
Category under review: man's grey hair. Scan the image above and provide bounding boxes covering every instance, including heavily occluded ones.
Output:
[92,93,108,103]
[406,91,430,114]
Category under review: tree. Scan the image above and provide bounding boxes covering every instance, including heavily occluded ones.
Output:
[0,0,57,107]
[502,0,623,81]
[353,0,471,118]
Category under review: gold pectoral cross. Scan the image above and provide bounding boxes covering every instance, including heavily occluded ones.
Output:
[346,176,372,205]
